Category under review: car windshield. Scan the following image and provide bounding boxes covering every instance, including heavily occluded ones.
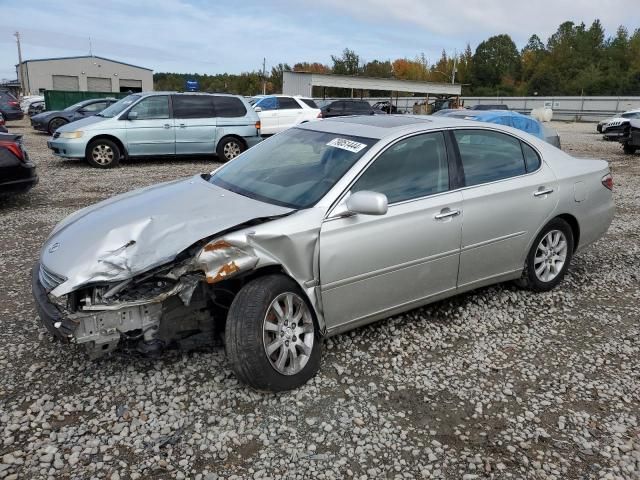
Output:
[210,128,376,209]
[98,95,141,118]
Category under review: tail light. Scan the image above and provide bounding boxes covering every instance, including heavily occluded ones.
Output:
[8,100,19,107]
[0,140,25,162]
[255,120,261,131]
[317,112,323,118]
[601,173,613,191]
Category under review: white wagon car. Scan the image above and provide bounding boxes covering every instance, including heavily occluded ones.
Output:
[252,95,321,135]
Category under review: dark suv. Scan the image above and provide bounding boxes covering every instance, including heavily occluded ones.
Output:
[0,90,24,121]
[320,100,374,118]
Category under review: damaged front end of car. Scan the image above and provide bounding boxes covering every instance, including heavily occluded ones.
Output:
[33,212,324,359]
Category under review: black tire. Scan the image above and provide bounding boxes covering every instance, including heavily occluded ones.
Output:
[225,274,322,391]
[622,143,637,154]
[86,139,121,169]
[216,137,245,162]
[48,118,68,135]
[516,218,574,292]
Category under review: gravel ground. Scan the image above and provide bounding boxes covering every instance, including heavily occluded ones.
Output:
[0,119,638,480]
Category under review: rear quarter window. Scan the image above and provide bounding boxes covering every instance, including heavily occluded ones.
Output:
[213,96,247,117]
[521,142,541,172]
[301,99,318,109]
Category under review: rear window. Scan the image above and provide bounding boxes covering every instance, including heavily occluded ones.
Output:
[173,95,215,118]
[301,98,318,109]
[278,97,301,109]
[213,96,247,117]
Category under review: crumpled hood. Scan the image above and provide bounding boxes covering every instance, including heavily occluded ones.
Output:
[57,115,107,131]
[41,175,292,296]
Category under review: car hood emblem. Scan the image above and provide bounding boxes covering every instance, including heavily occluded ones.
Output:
[48,242,60,253]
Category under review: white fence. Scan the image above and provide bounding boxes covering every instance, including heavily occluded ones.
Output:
[315,96,640,121]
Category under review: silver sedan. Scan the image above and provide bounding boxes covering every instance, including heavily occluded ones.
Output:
[32,115,614,391]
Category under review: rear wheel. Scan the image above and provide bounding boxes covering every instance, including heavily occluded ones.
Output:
[86,139,121,168]
[48,118,68,135]
[216,137,245,162]
[516,218,574,292]
[225,274,321,391]
[622,143,637,154]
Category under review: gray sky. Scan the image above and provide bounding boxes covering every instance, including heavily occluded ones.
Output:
[1,0,638,80]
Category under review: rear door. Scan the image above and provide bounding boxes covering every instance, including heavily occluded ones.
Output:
[173,95,217,155]
[124,95,175,156]
[276,96,303,131]
[453,129,558,287]
[212,96,251,144]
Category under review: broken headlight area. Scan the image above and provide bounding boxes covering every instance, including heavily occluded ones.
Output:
[39,239,264,359]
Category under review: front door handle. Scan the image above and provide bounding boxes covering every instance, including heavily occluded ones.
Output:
[178,123,186,128]
[163,123,172,129]
[435,208,461,220]
[533,187,554,197]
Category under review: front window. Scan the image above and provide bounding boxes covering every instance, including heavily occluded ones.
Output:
[98,94,141,118]
[64,101,89,112]
[210,128,376,209]
[129,96,170,119]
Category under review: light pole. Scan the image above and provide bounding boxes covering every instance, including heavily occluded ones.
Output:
[14,32,26,95]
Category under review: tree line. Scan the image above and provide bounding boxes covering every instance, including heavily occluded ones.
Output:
[153,20,640,97]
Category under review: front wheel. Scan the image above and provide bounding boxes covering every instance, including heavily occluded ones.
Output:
[516,218,574,292]
[622,143,637,154]
[48,118,68,135]
[225,274,321,391]
[216,137,245,162]
[86,139,121,168]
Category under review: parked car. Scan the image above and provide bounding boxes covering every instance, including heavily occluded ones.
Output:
[371,101,397,114]
[469,104,509,111]
[0,113,7,133]
[618,118,640,154]
[320,99,375,118]
[0,90,24,121]
[440,109,561,148]
[20,95,45,113]
[30,98,118,135]
[0,132,38,195]
[27,100,46,117]
[601,109,640,140]
[252,95,320,135]
[32,115,613,391]
[47,92,261,167]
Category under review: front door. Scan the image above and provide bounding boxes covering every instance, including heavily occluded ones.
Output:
[173,95,217,155]
[453,129,559,287]
[319,131,463,331]
[125,95,175,156]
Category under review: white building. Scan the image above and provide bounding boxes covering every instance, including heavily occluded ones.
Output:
[17,55,153,95]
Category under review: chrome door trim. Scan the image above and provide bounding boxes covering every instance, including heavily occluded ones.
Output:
[460,230,527,252]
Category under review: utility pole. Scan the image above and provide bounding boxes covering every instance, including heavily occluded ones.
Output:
[14,31,26,95]
[262,57,266,95]
[451,50,457,84]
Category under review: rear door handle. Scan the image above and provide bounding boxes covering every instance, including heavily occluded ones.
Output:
[178,123,186,128]
[163,124,172,129]
[435,208,461,220]
[533,188,554,197]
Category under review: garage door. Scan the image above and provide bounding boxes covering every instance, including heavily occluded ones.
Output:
[119,79,143,92]
[52,75,79,91]
[87,77,112,92]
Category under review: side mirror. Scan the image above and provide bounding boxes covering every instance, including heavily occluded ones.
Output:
[326,107,331,112]
[128,111,138,120]
[345,191,388,216]
[254,106,262,113]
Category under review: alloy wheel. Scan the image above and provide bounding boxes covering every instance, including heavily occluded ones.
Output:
[91,144,114,166]
[262,292,315,376]
[534,229,568,282]
[223,141,241,160]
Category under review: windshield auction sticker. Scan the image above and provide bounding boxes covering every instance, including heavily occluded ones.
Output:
[327,138,367,153]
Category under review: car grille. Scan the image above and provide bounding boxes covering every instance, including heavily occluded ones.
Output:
[39,264,67,291]
[52,132,60,139]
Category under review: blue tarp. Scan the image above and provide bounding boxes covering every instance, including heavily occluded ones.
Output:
[470,111,545,140]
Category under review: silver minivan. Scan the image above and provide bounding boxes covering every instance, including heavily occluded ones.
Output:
[47,92,262,168]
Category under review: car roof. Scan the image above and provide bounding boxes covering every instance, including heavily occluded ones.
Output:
[138,91,243,98]
[297,114,479,139]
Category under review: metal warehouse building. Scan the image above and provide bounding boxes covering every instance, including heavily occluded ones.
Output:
[16,55,153,95]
